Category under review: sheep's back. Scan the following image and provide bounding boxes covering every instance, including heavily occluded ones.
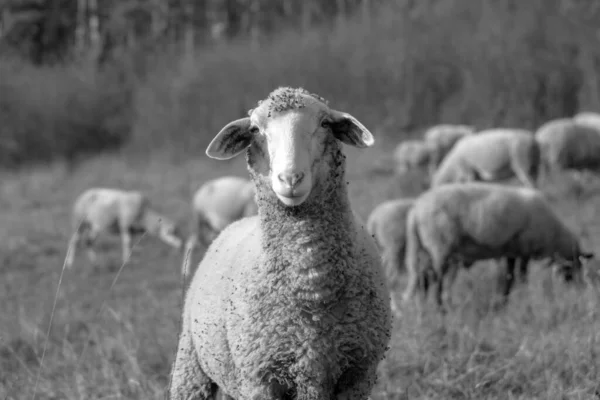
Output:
[537,119,600,168]
[393,140,431,168]
[193,178,254,231]
[72,188,124,230]
[415,184,532,253]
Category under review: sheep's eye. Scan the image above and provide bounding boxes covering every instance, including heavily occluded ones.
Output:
[320,119,331,129]
[249,126,260,135]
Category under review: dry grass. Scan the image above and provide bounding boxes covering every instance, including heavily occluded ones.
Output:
[1,140,600,399]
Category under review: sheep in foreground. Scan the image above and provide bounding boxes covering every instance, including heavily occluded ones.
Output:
[402,182,594,309]
[431,128,540,188]
[169,87,392,400]
[423,124,475,167]
[535,118,600,181]
[181,175,257,277]
[392,139,436,176]
[65,188,183,268]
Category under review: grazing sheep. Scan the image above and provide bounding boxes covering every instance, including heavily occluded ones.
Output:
[169,87,392,400]
[181,175,257,277]
[535,118,600,180]
[423,124,476,167]
[366,198,415,284]
[402,182,594,308]
[431,128,540,188]
[573,111,600,131]
[392,139,436,176]
[366,197,523,313]
[65,188,183,268]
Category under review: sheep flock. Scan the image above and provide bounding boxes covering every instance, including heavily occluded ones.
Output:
[27,87,600,399]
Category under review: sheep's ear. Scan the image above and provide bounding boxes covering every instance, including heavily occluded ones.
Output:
[328,109,374,148]
[206,117,254,160]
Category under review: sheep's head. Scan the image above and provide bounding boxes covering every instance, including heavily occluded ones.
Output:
[143,210,183,250]
[206,87,374,207]
[549,251,594,285]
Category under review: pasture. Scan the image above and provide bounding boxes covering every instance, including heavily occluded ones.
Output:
[1,135,600,399]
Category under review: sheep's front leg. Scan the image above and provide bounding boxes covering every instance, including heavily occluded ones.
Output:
[84,230,99,267]
[500,257,517,300]
[120,231,132,264]
[169,329,215,400]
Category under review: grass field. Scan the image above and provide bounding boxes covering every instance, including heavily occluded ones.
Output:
[1,136,600,399]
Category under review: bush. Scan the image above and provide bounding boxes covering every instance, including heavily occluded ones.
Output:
[0,58,132,168]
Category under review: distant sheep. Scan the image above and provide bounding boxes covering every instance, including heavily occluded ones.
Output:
[169,87,392,400]
[432,128,540,188]
[402,182,594,308]
[181,175,257,277]
[392,139,436,175]
[366,197,524,313]
[423,124,476,167]
[573,111,600,131]
[535,118,600,179]
[366,198,416,286]
[65,188,182,268]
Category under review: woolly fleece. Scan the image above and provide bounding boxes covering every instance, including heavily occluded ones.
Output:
[392,140,435,174]
[535,118,600,172]
[423,124,475,167]
[402,182,591,305]
[431,128,540,188]
[367,198,415,288]
[170,87,392,400]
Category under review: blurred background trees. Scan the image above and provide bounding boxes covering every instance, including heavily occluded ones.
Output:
[0,0,599,168]
[0,0,374,65]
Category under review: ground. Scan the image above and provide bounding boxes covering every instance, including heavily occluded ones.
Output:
[1,138,600,400]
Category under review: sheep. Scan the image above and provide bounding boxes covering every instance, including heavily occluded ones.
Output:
[431,128,540,188]
[65,188,183,268]
[402,182,594,309]
[169,87,392,400]
[392,139,436,175]
[423,124,476,167]
[366,197,525,313]
[181,175,258,277]
[366,198,415,286]
[573,111,600,131]
[535,118,600,182]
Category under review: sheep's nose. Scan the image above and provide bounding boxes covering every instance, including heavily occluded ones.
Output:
[278,172,305,189]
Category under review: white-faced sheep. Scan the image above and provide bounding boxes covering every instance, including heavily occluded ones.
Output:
[431,128,540,188]
[65,188,183,268]
[535,118,600,181]
[392,139,436,175]
[423,124,476,168]
[402,182,594,309]
[181,175,257,277]
[169,87,392,400]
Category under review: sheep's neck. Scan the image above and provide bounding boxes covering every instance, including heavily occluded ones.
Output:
[256,178,355,308]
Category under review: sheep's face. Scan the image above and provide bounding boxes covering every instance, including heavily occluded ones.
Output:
[159,222,183,250]
[206,87,374,207]
[551,251,594,285]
